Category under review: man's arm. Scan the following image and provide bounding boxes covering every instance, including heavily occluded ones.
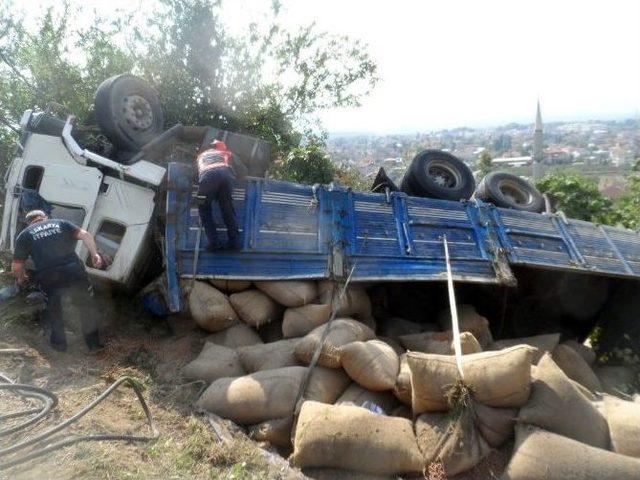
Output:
[76,229,103,269]
[11,260,28,284]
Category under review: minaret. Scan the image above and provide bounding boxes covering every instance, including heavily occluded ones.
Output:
[532,100,543,179]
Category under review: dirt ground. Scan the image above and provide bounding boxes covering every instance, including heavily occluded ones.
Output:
[0,290,512,480]
[0,291,302,480]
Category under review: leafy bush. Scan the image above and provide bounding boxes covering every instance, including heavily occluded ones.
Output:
[536,172,613,222]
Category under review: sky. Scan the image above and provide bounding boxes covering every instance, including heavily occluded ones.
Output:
[229,0,640,133]
[22,0,640,133]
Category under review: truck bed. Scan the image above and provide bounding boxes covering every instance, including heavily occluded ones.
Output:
[164,163,640,312]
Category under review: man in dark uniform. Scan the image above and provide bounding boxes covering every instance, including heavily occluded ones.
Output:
[196,140,242,251]
[11,210,104,352]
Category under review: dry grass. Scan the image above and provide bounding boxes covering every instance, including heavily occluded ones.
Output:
[0,296,292,480]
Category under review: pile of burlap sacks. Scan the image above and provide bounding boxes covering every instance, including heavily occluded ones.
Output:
[182,279,640,479]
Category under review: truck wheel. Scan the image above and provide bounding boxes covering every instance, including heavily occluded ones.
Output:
[475,172,544,212]
[401,150,475,201]
[94,74,164,152]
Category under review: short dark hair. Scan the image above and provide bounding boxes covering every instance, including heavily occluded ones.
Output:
[25,210,47,223]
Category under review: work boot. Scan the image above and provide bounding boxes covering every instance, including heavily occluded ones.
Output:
[50,340,68,352]
[85,331,104,351]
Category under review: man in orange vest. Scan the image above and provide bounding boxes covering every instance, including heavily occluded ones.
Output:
[196,140,240,250]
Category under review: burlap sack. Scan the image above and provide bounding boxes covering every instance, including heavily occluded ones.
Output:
[518,354,609,448]
[318,281,372,319]
[571,379,597,401]
[416,409,490,477]
[209,279,251,293]
[552,344,601,392]
[399,331,452,354]
[356,316,377,333]
[182,342,245,383]
[400,331,481,355]
[335,383,398,414]
[282,303,332,338]
[393,353,412,406]
[377,336,404,355]
[237,339,300,373]
[255,280,318,308]
[229,289,281,327]
[562,339,596,365]
[305,366,351,404]
[408,345,533,413]
[490,333,560,364]
[205,323,263,348]
[437,305,493,348]
[378,317,423,340]
[604,395,640,457]
[248,416,293,448]
[188,281,238,332]
[295,319,376,368]
[436,303,477,328]
[340,340,400,391]
[457,332,482,354]
[502,425,640,480]
[290,401,424,475]
[196,366,306,424]
[474,403,517,448]
[595,365,636,395]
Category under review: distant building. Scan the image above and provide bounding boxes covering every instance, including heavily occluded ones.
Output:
[532,101,544,179]
[491,156,531,167]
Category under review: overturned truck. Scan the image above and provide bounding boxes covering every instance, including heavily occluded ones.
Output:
[1,74,639,357]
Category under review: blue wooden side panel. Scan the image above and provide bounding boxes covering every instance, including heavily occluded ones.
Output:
[492,205,640,279]
[565,220,632,276]
[492,207,578,268]
[346,193,498,282]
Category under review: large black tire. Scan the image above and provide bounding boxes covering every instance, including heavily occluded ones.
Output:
[475,171,544,212]
[400,150,475,201]
[94,74,164,152]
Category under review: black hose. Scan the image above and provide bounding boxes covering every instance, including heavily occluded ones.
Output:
[0,376,158,470]
[0,384,58,437]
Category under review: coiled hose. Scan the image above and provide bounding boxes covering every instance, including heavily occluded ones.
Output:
[0,374,158,470]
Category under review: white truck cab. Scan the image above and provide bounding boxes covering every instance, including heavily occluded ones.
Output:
[0,112,165,288]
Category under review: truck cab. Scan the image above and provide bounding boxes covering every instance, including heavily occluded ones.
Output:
[1,111,163,288]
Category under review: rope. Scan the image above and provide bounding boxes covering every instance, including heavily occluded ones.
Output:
[443,235,464,379]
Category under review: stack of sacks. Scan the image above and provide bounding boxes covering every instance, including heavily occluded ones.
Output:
[408,345,534,476]
[185,279,377,449]
[502,351,640,479]
[185,282,640,479]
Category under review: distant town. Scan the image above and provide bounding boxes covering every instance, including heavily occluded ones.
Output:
[327,105,639,197]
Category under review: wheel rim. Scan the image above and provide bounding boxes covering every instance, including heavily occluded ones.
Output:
[497,179,531,205]
[122,95,153,131]
[426,161,461,189]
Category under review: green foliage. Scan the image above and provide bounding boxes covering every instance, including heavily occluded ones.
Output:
[0,0,378,170]
[273,143,335,184]
[334,165,369,190]
[476,150,492,179]
[607,174,640,230]
[536,171,613,222]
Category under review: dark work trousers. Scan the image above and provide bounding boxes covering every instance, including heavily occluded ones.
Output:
[197,167,239,249]
[38,263,101,351]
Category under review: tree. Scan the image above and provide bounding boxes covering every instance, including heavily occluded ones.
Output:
[606,173,640,230]
[476,151,492,179]
[536,172,613,222]
[273,143,335,184]
[0,0,378,170]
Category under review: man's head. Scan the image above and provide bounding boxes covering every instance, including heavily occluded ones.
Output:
[209,140,228,152]
[25,210,48,224]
